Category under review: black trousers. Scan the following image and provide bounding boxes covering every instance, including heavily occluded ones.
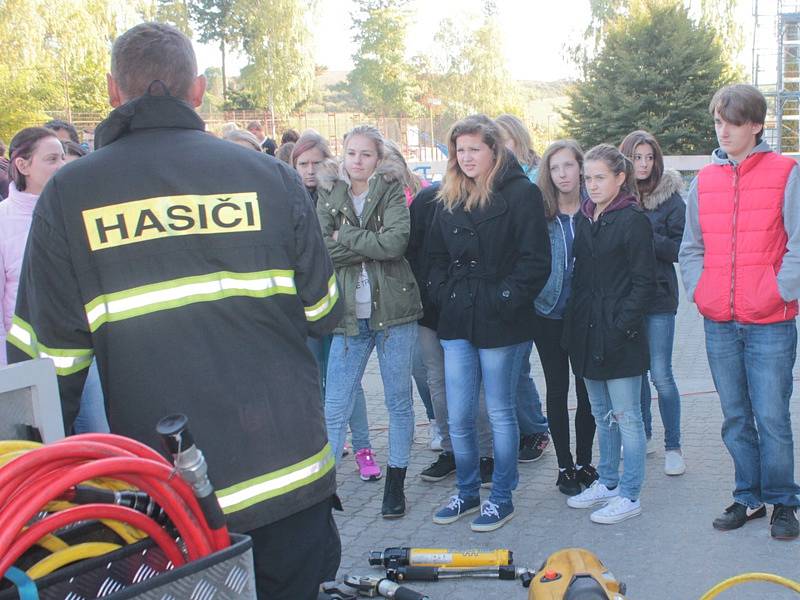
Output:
[249,496,341,600]
[532,315,596,469]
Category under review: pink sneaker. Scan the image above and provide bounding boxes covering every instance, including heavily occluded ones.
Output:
[355,448,382,481]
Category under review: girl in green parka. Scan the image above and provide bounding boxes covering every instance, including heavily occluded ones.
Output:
[317,125,423,519]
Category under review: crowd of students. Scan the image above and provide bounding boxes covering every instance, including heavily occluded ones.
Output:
[1,83,797,540]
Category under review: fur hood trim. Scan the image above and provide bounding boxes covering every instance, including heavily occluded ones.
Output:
[317,157,404,193]
[315,158,341,193]
[642,169,684,210]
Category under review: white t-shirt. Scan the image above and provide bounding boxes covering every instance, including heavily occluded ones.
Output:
[350,189,372,319]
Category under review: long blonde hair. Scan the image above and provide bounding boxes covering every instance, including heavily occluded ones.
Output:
[383,139,422,195]
[438,114,505,212]
[496,114,539,170]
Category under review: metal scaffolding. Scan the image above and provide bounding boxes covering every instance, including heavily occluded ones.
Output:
[753,0,800,152]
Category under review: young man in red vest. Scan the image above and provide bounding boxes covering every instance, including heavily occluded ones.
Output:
[680,84,800,540]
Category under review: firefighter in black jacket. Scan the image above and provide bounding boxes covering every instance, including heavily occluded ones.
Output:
[7,23,342,600]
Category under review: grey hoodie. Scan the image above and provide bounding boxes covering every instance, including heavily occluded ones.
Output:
[679,141,800,304]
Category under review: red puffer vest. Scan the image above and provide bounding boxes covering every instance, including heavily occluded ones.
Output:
[694,151,798,324]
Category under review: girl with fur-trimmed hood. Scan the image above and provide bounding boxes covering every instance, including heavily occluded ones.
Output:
[620,130,686,478]
[316,126,422,520]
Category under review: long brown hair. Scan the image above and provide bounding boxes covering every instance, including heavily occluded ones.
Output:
[537,139,584,220]
[438,114,505,212]
[584,143,638,201]
[619,130,664,197]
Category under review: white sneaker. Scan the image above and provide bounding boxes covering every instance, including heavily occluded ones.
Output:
[567,480,619,509]
[590,495,642,524]
[664,450,686,476]
[646,438,657,455]
[429,419,443,452]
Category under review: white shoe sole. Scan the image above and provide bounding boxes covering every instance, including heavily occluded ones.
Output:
[590,505,642,524]
[433,504,480,525]
[664,454,686,476]
[470,511,515,532]
[567,494,618,509]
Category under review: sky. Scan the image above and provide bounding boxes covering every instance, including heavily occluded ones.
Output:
[195,0,754,83]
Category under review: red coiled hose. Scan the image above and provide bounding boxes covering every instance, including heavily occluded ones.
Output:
[0,434,230,580]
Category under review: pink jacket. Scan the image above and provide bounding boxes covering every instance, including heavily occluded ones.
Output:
[0,182,39,365]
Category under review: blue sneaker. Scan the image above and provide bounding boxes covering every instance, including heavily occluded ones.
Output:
[470,500,514,532]
[433,494,480,525]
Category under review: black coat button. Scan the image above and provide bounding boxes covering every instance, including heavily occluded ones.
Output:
[469,260,478,268]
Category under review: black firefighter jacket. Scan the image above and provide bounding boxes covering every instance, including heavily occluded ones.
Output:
[564,203,656,380]
[426,154,551,348]
[7,93,342,532]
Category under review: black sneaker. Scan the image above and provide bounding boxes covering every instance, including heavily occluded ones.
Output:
[770,505,799,540]
[712,502,766,531]
[519,432,550,463]
[556,467,581,496]
[480,456,494,489]
[420,451,456,482]
[576,464,599,488]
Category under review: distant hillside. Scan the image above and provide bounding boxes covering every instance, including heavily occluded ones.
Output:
[316,70,349,87]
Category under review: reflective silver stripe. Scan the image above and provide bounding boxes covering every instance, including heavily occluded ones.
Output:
[7,321,93,375]
[85,271,296,331]
[216,444,334,513]
[304,276,339,321]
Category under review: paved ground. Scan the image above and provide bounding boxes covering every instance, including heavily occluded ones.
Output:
[332,289,800,600]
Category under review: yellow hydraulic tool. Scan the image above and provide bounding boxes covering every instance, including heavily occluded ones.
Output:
[369,547,512,569]
[527,548,628,600]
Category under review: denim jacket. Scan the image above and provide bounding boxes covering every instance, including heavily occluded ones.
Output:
[535,216,568,316]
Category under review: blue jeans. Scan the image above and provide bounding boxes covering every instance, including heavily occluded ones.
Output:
[441,339,526,505]
[417,325,493,455]
[516,341,548,435]
[640,313,682,450]
[72,359,110,434]
[308,335,371,450]
[325,320,416,467]
[704,319,800,508]
[413,338,435,420]
[584,376,646,501]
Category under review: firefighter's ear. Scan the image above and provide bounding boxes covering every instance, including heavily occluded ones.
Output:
[107,73,123,108]
[187,75,206,108]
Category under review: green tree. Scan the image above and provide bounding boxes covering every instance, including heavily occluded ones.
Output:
[190,0,248,100]
[237,0,316,115]
[414,14,521,118]
[138,0,193,36]
[346,0,419,116]
[700,0,745,78]
[561,0,731,154]
[0,0,119,140]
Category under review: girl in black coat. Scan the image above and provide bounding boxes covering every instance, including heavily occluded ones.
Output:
[564,144,656,525]
[620,130,686,477]
[427,115,550,532]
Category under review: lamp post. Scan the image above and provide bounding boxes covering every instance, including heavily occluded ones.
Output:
[427,97,441,160]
